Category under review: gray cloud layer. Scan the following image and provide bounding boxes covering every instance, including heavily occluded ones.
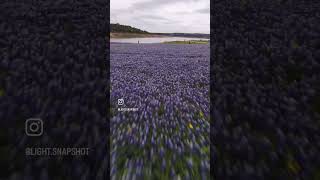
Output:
[111,0,210,33]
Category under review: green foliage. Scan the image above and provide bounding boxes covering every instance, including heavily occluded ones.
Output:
[158,103,165,116]
[286,154,301,175]
[312,95,320,114]
[110,23,149,34]
[313,167,320,180]
[0,89,4,97]
[286,64,303,83]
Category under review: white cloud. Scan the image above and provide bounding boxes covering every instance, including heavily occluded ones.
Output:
[111,0,210,34]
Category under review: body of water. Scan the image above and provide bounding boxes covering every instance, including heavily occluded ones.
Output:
[110,37,209,44]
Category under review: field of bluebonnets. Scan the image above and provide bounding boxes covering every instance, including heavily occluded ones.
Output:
[110,43,210,179]
[212,0,320,179]
[1,0,320,179]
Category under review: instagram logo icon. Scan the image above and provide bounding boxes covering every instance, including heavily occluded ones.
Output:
[25,118,43,136]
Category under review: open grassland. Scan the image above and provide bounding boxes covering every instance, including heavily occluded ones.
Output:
[163,40,209,44]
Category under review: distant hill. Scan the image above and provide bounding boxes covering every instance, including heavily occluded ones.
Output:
[110,23,149,34]
[111,23,210,39]
[153,33,210,39]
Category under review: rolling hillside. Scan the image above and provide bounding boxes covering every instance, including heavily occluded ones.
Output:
[110,23,149,34]
[110,23,210,39]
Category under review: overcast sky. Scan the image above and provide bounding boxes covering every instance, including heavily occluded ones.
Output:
[111,0,210,34]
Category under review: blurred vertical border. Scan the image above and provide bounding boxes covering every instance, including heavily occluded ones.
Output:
[0,0,110,179]
[211,0,319,179]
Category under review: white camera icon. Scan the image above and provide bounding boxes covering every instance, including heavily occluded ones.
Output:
[25,118,43,136]
[118,98,124,106]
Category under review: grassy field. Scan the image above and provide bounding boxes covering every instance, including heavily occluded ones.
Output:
[163,40,209,44]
